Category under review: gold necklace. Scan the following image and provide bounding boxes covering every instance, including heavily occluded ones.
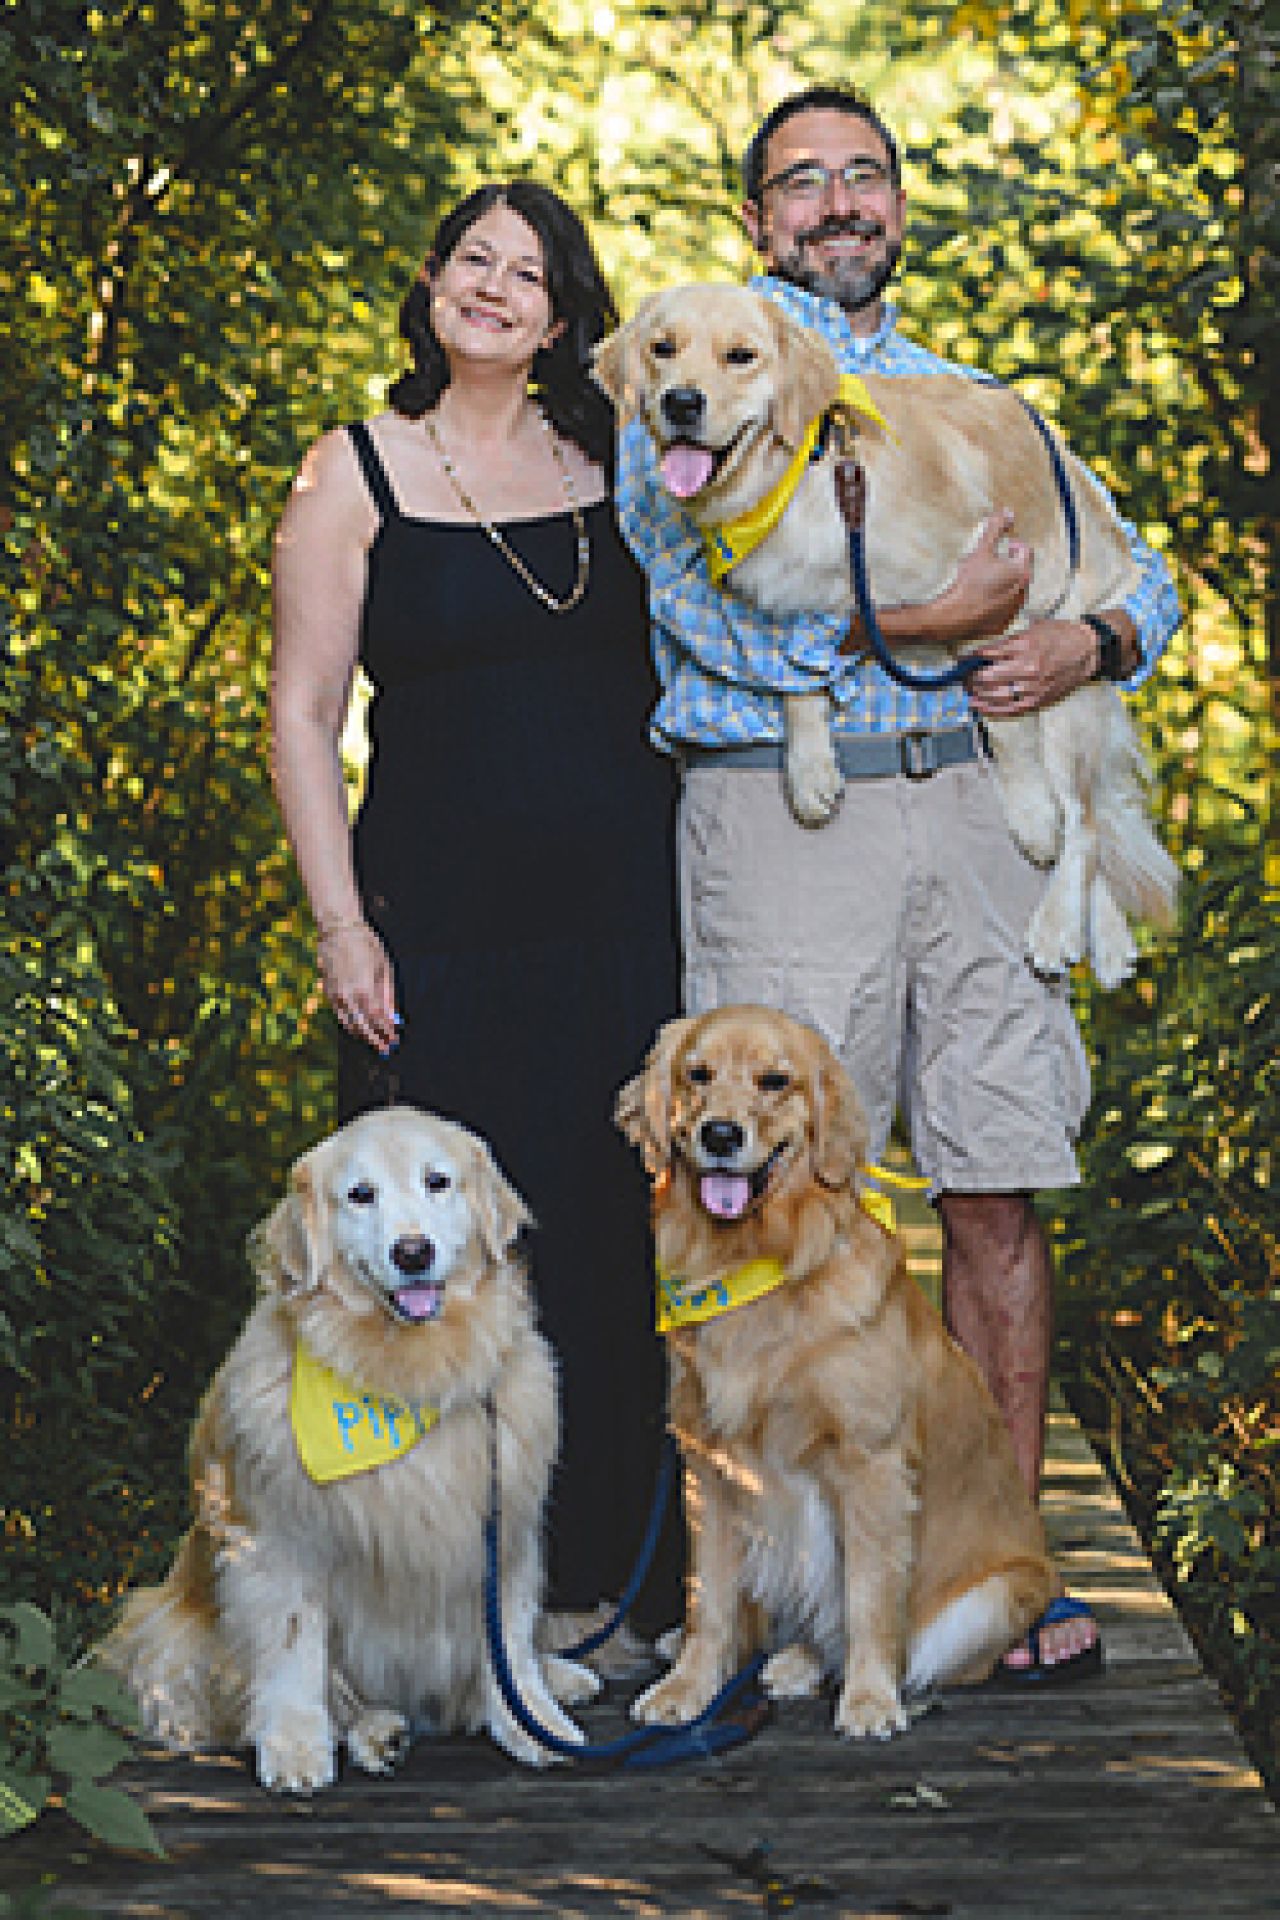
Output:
[423,407,591,615]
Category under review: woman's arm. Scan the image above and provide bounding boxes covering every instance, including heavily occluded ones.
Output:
[270,430,398,1056]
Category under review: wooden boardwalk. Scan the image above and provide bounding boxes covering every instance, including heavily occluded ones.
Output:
[12,1392,1277,1918]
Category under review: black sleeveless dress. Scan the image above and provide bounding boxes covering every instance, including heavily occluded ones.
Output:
[338,422,682,1627]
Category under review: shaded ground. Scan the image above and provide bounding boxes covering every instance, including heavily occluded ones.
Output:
[8,1400,1276,1918]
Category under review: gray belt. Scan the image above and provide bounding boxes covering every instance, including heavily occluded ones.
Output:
[680,723,986,782]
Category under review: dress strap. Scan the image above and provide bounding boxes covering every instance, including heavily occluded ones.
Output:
[346,421,400,523]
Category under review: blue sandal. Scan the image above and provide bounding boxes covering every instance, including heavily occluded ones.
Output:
[993,1595,1104,1686]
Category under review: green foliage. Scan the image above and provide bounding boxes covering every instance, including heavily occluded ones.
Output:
[0,1603,162,1856]
[1,0,1274,1811]
[1054,828,1278,1786]
[2,0,470,1615]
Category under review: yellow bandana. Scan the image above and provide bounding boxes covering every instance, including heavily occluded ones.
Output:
[290,1341,438,1485]
[656,1181,903,1332]
[657,1256,788,1333]
[701,374,893,584]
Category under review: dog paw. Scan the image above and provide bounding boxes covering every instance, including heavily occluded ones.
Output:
[488,1669,587,1767]
[834,1679,908,1741]
[255,1709,336,1794]
[763,1642,824,1701]
[1026,884,1084,979]
[631,1661,720,1727]
[784,751,844,829]
[347,1707,411,1776]
[1087,879,1137,991]
[541,1653,603,1707]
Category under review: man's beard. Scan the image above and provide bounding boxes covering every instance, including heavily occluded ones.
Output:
[772,217,901,313]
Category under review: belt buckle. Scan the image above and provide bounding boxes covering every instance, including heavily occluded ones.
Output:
[900,729,937,781]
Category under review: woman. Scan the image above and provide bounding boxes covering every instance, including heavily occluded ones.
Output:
[271,182,681,1637]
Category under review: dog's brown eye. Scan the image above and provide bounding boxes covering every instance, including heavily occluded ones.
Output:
[651,338,677,360]
[758,1070,790,1093]
[425,1171,451,1193]
[686,1063,712,1085]
[347,1181,376,1205]
[724,345,757,366]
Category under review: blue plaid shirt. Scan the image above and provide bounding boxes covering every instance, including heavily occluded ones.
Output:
[614,277,1181,752]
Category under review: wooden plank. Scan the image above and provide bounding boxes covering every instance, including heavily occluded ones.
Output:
[10,1393,1276,1918]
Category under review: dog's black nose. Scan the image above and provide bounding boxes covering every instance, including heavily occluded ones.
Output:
[661,386,705,432]
[391,1234,435,1276]
[700,1118,745,1160]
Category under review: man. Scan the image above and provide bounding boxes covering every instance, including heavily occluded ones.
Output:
[615,85,1180,1678]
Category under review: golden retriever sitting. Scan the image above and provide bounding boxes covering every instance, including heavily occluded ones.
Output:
[615,1006,1056,1740]
[595,283,1177,988]
[99,1108,597,1787]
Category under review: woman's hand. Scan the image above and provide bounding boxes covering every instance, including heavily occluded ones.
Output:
[317,923,400,1056]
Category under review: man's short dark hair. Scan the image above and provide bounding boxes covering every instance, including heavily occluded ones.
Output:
[742,86,902,204]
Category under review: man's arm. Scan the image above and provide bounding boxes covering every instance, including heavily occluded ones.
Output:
[967,512,1180,719]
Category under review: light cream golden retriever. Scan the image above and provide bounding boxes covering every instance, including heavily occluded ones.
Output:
[595,283,1177,988]
[615,1005,1056,1739]
[99,1107,597,1787]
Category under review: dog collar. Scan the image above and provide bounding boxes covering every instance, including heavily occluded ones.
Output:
[656,1184,898,1332]
[701,374,892,585]
[290,1339,438,1484]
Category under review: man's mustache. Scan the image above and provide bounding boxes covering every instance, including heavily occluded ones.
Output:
[800,215,883,246]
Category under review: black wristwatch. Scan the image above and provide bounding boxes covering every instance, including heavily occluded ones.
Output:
[1083,612,1128,682]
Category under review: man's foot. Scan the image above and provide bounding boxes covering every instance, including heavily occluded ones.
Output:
[997,1596,1103,1684]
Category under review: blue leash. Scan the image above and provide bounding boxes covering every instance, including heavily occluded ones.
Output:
[845,382,1080,694]
[484,1399,769,1768]
[559,1433,678,1659]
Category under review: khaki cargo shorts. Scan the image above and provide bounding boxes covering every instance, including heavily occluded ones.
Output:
[677,750,1089,1195]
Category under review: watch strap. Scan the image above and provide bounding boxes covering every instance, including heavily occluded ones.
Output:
[1084,611,1127,681]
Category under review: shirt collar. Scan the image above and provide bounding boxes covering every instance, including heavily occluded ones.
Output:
[748,274,901,361]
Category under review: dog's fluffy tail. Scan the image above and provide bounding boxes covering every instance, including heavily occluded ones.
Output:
[1096,710,1180,931]
[97,1530,243,1750]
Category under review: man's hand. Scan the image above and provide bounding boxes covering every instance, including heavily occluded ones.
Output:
[941,510,1034,644]
[840,510,1032,656]
[968,610,1136,717]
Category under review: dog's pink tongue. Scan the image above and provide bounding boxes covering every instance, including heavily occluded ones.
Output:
[699,1173,752,1221]
[395,1284,442,1323]
[661,444,715,500]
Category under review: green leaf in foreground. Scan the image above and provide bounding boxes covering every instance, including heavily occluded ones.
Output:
[62,1781,165,1857]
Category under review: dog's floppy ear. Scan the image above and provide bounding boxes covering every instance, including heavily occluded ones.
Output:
[808,1042,869,1191]
[767,305,842,451]
[592,295,662,423]
[247,1158,324,1298]
[614,1015,695,1178]
[469,1141,534,1264]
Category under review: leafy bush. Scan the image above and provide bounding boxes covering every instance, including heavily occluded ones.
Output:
[1054,827,1278,1792]
[0,1602,161,1857]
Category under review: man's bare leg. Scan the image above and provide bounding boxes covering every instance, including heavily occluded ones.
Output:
[938,1191,1097,1670]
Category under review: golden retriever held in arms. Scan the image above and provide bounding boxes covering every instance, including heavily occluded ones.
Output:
[595,284,1177,989]
[99,1108,596,1788]
[615,1006,1056,1739]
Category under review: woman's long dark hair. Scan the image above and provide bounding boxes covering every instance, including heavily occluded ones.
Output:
[389,181,617,468]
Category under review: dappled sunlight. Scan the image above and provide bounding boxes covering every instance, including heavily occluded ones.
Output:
[1105,1753,1262,1791]
[343,1873,541,1907]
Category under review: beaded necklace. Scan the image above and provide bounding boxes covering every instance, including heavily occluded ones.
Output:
[423,407,591,615]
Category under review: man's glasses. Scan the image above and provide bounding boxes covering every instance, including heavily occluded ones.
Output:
[759,158,893,203]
